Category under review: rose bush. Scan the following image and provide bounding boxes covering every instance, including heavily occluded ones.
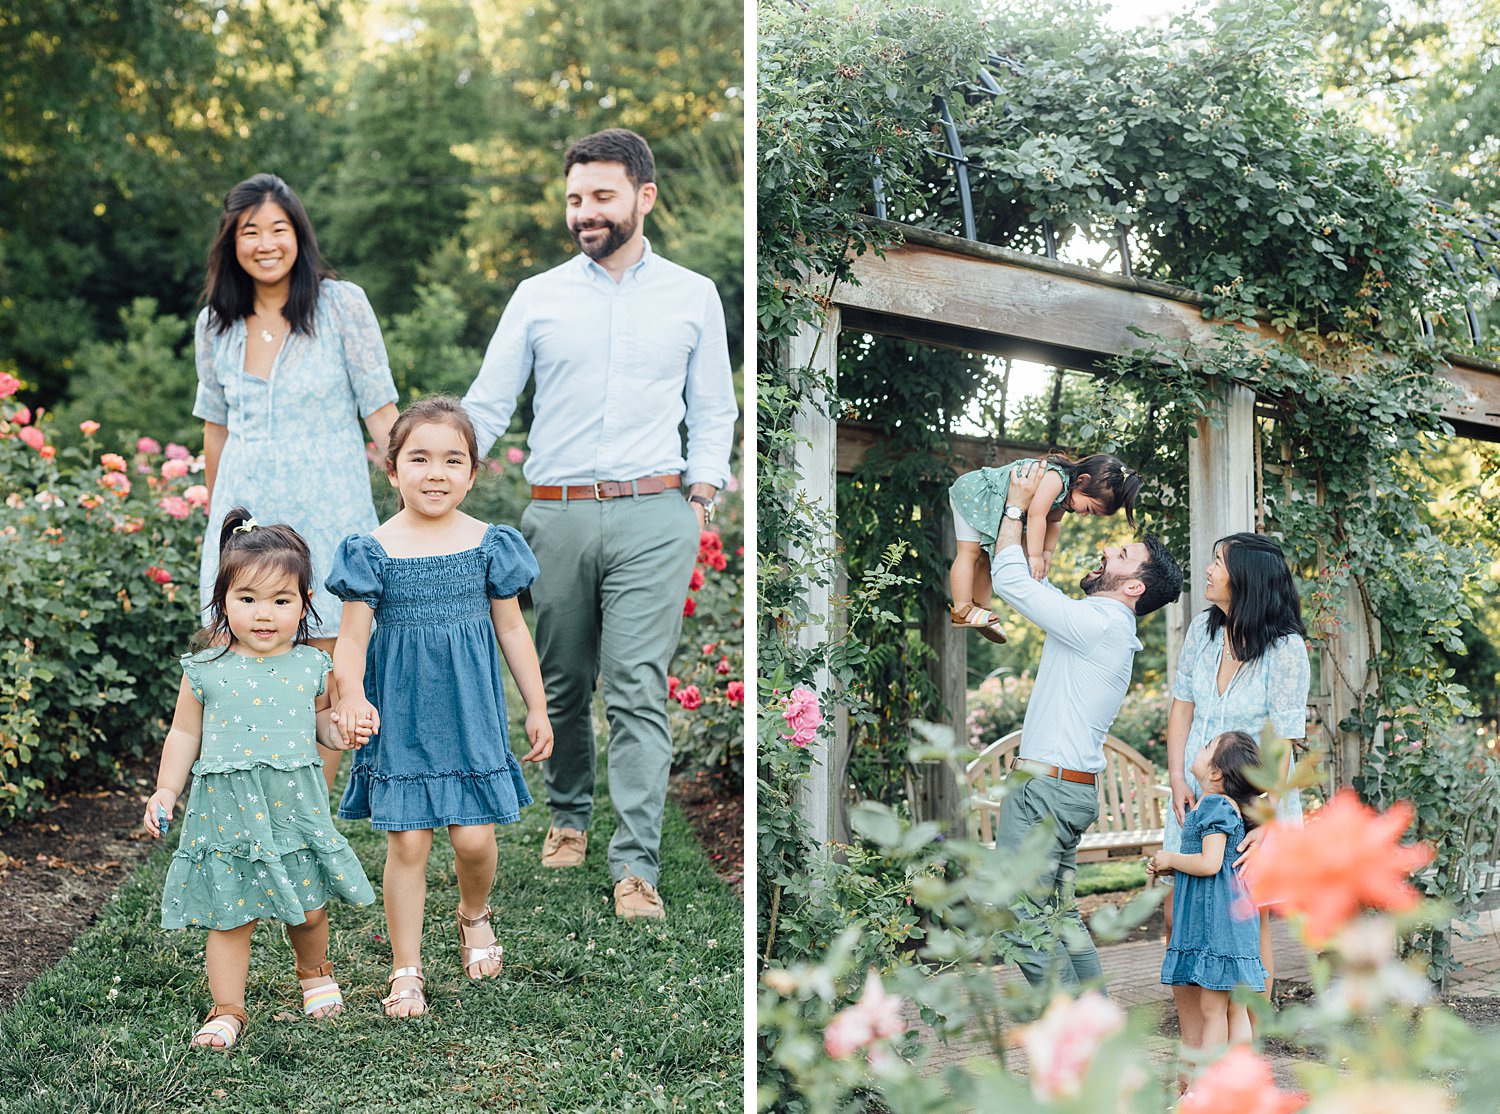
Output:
[0,398,204,824]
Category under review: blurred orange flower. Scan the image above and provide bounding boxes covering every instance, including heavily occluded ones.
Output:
[1242,790,1433,944]
[1181,1047,1305,1114]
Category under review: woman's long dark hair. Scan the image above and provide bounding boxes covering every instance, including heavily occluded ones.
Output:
[1207,729,1263,831]
[1043,452,1142,526]
[196,507,320,658]
[202,173,332,336]
[1205,532,1305,664]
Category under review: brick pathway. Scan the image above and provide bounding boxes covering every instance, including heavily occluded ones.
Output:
[909,910,1500,1084]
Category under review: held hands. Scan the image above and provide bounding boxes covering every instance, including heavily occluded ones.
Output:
[143,787,177,839]
[519,709,554,762]
[1148,848,1173,876]
[330,698,379,750]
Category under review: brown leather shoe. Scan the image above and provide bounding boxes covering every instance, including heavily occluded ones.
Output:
[540,826,587,868]
[613,869,665,920]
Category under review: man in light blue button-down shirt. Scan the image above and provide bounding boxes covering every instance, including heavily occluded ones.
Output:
[463,129,739,921]
[988,461,1182,989]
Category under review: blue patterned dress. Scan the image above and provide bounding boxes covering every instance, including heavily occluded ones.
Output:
[1161,794,1268,991]
[193,279,398,638]
[327,525,540,831]
[161,645,375,930]
[1164,610,1310,853]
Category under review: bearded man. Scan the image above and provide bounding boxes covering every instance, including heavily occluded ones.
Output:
[986,459,1183,988]
[463,128,738,920]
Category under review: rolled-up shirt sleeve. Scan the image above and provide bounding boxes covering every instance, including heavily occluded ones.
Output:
[464,282,533,458]
[990,543,1109,651]
[682,281,738,489]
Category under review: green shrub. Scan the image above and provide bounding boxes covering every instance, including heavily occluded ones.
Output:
[0,407,203,825]
[967,672,1169,771]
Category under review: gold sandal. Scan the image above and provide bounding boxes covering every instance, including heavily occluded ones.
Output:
[456,904,504,979]
[950,602,1007,644]
[192,1003,247,1050]
[382,966,427,1018]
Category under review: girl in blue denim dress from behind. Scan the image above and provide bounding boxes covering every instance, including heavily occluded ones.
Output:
[327,397,554,1019]
[1150,730,1268,1054]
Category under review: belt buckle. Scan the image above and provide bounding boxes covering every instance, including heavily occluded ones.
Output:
[593,482,607,501]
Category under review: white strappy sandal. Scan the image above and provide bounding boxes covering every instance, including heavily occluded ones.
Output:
[192,1003,247,1050]
[950,602,1008,644]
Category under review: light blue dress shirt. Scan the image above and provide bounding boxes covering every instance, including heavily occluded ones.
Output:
[463,240,738,488]
[991,544,1143,774]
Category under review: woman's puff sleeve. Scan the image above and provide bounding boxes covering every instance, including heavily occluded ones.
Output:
[485,525,539,600]
[192,309,230,425]
[326,535,384,607]
[1267,634,1311,740]
[328,281,398,419]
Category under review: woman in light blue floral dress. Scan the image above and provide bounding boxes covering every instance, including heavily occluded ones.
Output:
[193,173,399,791]
[1164,532,1308,1046]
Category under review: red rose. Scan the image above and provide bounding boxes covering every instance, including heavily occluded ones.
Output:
[674,684,702,710]
[726,681,745,705]
[683,597,696,617]
[668,675,680,698]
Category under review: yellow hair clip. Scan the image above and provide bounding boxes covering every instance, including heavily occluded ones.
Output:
[232,518,259,534]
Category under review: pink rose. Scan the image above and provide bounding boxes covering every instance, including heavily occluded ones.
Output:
[137,436,161,454]
[164,443,190,460]
[702,642,717,655]
[668,675,680,699]
[39,444,55,460]
[675,684,702,710]
[158,496,191,519]
[78,420,100,435]
[716,658,731,675]
[726,681,745,705]
[824,970,905,1059]
[145,566,172,585]
[100,453,127,473]
[0,372,20,399]
[161,458,190,480]
[1180,1046,1306,1114]
[689,567,705,591]
[781,687,823,746]
[683,597,697,617]
[19,426,45,451]
[1020,991,1126,1102]
[10,405,30,425]
[506,447,525,464]
[100,472,131,498]
[183,484,209,507]
[115,517,144,534]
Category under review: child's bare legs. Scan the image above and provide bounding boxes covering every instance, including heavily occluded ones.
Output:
[285,905,339,1018]
[450,823,502,977]
[1173,983,1204,1048]
[384,828,434,1017]
[972,547,992,609]
[1197,987,1230,1051]
[950,540,982,609]
[1228,1000,1253,1044]
[198,921,255,1046]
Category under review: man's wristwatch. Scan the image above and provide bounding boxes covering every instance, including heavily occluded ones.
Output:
[689,494,715,522]
[1003,504,1024,521]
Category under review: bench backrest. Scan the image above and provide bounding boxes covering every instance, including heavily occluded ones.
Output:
[965,729,1165,843]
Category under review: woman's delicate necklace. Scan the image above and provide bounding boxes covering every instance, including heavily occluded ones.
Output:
[259,327,276,344]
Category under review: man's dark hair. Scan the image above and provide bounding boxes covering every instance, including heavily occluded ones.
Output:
[1133,535,1183,617]
[563,128,656,188]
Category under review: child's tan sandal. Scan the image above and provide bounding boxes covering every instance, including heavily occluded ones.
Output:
[455,904,504,980]
[382,966,427,1019]
[192,1004,247,1050]
[949,602,1008,644]
[295,958,345,1019]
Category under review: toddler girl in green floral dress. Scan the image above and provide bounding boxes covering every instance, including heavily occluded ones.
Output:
[144,509,375,1049]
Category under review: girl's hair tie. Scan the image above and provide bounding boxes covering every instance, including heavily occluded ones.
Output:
[233,518,259,534]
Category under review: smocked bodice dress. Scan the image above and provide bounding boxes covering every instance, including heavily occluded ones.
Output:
[948,458,1071,555]
[328,524,540,831]
[1161,794,1268,991]
[193,279,398,637]
[161,644,375,930]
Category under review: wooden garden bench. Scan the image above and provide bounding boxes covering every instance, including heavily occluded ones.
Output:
[966,729,1170,863]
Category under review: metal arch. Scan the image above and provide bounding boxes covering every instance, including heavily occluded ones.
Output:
[934,95,976,240]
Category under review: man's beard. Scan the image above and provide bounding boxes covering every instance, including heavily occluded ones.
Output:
[1081,562,1118,596]
[569,209,640,261]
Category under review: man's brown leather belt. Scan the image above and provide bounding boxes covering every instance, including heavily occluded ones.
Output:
[530,474,682,501]
[1012,757,1097,785]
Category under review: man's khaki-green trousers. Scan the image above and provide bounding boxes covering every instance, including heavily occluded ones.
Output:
[520,490,699,887]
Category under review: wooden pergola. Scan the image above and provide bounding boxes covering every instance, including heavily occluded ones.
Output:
[792,221,1500,843]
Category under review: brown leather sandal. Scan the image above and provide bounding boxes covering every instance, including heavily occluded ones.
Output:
[950,602,1007,644]
[456,904,504,979]
[192,1003,247,1050]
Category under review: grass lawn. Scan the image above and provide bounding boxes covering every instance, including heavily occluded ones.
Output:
[1075,860,1149,896]
[0,741,743,1112]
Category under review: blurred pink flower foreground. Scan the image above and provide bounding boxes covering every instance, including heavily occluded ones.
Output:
[824,970,905,1059]
[1180,1046,1306,1114]
[1020,990,1125,1101]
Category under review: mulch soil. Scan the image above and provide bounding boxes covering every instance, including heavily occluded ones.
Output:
[0,758,745,1012]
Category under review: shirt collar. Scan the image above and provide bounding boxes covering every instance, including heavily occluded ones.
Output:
[577,237,654,283]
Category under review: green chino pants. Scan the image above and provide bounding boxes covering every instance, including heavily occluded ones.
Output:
[993,772,1106,990]
[520,489,700,886]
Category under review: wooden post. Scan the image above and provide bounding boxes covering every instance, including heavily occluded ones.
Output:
[787,308,841,847]
[1326,580,1379,789]
[1187,381,1257,616]
[911,496,967,830]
